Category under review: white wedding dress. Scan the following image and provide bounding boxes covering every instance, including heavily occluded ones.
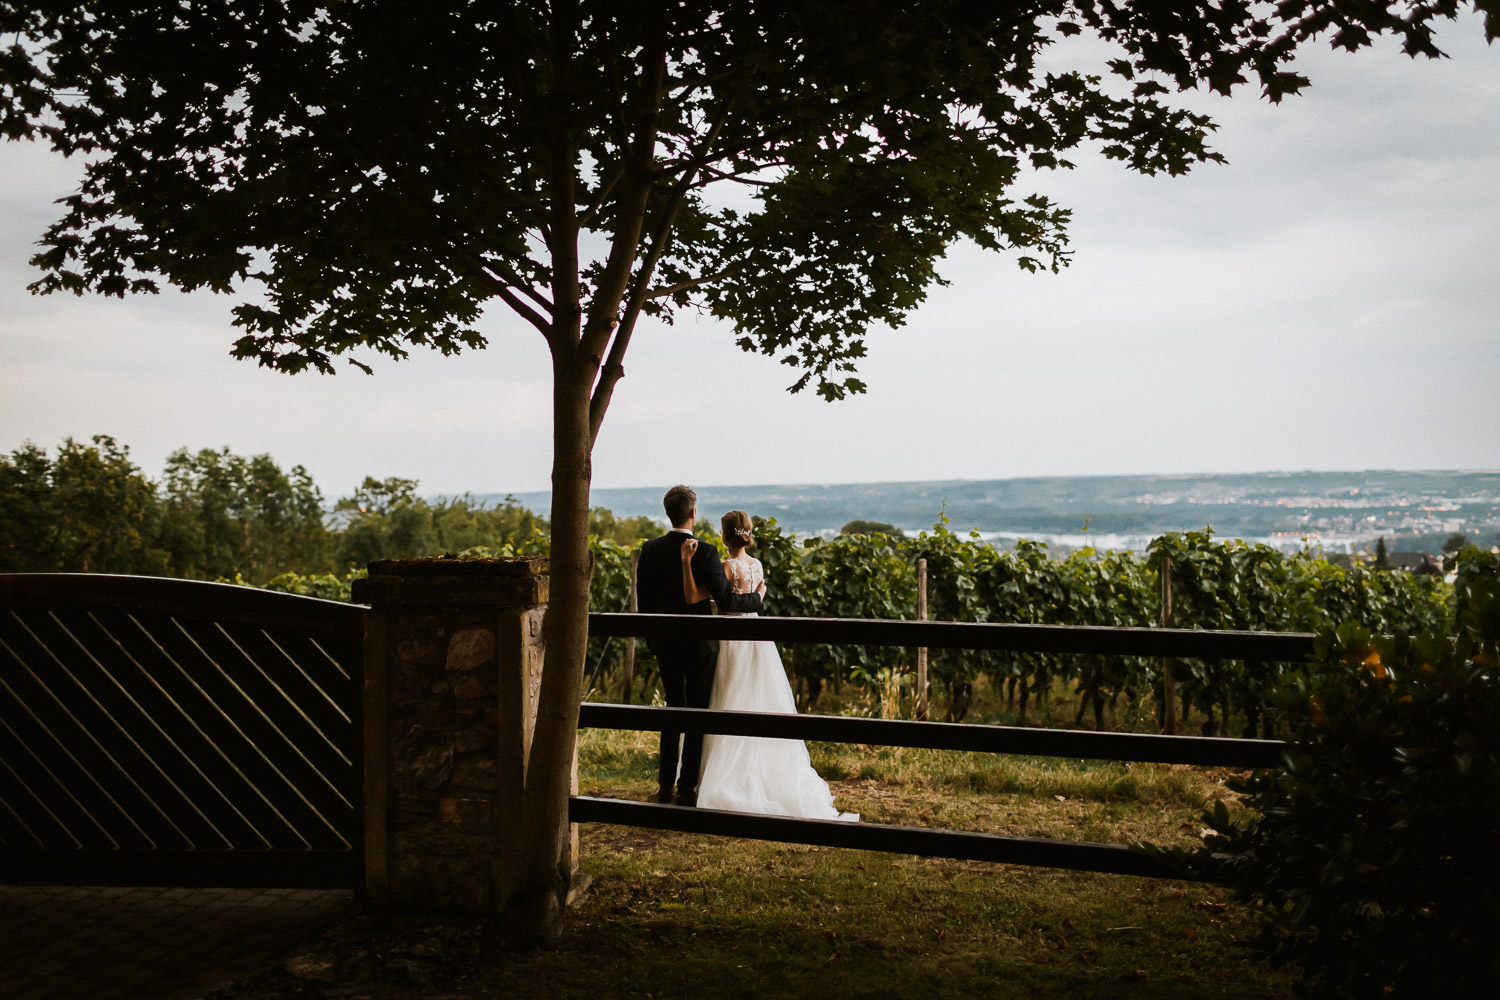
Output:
[695,554,858,821]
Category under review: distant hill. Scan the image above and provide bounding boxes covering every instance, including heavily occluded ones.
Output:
[471,470,1500,553]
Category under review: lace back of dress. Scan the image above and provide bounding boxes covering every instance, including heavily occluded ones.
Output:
[725,556,763,596]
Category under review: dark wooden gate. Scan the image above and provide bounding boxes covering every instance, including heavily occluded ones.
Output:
[0,574,365,889]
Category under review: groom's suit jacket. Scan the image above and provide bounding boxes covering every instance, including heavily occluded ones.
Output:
[637,530,762,663]
[636,527,762,620]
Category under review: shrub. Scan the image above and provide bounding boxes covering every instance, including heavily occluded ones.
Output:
[1160,578,1500,998]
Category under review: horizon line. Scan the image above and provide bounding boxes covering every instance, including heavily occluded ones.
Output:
[449,467,1500,499]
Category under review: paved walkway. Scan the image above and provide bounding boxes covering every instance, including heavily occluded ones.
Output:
[0,885,354,1000]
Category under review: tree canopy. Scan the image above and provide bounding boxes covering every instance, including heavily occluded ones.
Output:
[5,1,1489,409]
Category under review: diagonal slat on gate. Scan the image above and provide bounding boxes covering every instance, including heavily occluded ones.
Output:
[0,617,152,849]
[168,618,353,846]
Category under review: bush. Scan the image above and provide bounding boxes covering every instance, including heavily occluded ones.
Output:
[260,570,366,603]
[1162,578,1500,998]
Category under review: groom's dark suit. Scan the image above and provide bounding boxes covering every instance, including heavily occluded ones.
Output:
[637,529,762,801]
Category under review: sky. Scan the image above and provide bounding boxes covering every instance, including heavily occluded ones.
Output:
[2,15,1497,500]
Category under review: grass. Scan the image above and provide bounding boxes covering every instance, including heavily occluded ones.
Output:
[209,721,1297,1000]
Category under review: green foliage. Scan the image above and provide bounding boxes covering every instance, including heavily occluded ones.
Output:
[1164,581,1500,999]
[0,436,166,574]
[587,507,659,547]
[839,519,904,538]
[259,571,366,603]
[160,446,329,584]
[1288,556,1449,637]
[2,437,334,585]
[798,528,916,694]
[1449,544,1500,624]
[0,436,554,586]
[916,520,1005,718]
[1142,530,1449,735]
[1055,546,1156,728]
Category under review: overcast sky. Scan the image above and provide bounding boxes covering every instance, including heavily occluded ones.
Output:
[2,16,1497,500]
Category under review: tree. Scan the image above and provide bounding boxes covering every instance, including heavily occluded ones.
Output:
[333,476,437,568]
[1375,535,1391,570]
[159,446,330,583]
[587,506,660,546]
[4,0,1491,941]
[0,435,165,574]
[1444,532,1470,554]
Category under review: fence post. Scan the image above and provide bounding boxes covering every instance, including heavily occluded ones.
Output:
[353,556,551,913]
[622,548,639,704]
[915,557,930,721]
[1160,557,1178,735]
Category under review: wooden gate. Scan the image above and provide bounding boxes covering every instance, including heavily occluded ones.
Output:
[0,574,365,889]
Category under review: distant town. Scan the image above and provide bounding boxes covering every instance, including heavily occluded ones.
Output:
[491,469,1500,558]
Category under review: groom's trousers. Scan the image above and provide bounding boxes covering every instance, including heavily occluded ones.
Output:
[651,638,719,799]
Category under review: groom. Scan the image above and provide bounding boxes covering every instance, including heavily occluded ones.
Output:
[636,484,764,805]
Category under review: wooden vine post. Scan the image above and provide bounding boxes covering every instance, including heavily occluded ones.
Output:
[1160,556,1178,735]
[915,557,929,721]
[622,548,639,704]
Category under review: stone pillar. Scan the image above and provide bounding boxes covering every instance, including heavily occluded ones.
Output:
[353,557,550,912]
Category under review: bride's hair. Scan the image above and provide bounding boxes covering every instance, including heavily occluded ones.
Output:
[720,509,754,550]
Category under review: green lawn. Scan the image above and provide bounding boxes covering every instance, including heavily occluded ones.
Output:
[212,723,1299,999]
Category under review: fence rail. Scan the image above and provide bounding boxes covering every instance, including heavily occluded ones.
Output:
[588,611,1318,661]
[568,796,1179,878]
[577,703,1286,768]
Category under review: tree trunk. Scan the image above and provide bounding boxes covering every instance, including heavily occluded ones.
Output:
[511,359,596,944]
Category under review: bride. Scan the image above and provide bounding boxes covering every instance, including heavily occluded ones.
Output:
[681,511,858,822]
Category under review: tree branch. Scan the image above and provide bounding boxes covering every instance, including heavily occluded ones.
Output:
[666,68,738,94]
[481,254,555,312]
[651,87,887,180]
[644,263,743,299]
[544,0,583,354]
[577,39,669,368]
[578,161,625,229]
[589,99,736,445]
[491,282,554,338]
[693,164,784,188]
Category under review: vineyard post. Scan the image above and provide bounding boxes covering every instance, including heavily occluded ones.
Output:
[916,557,929,721]
[1160,556,1178,735]
[622,548,639,704]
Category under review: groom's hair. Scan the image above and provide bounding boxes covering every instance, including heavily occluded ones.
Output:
[663,485,696,527]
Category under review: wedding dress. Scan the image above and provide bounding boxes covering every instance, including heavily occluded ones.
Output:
[695,554,858,821]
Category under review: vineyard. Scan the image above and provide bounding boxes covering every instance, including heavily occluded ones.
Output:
[262,517,1500,739]
[9,434,1486,737]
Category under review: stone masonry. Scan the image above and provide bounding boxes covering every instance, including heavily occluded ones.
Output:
[352,557,551,912]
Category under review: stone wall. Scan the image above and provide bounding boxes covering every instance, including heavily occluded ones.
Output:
[353,557,552,912]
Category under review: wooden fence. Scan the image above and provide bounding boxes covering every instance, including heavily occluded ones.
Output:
[574,612,1312,880]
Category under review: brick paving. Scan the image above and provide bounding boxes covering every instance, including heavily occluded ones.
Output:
[0,885,354,1000]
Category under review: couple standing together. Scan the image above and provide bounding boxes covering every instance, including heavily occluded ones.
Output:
[637,485,857,822]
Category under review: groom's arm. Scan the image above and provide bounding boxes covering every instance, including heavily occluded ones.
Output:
[695,544,763,614]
